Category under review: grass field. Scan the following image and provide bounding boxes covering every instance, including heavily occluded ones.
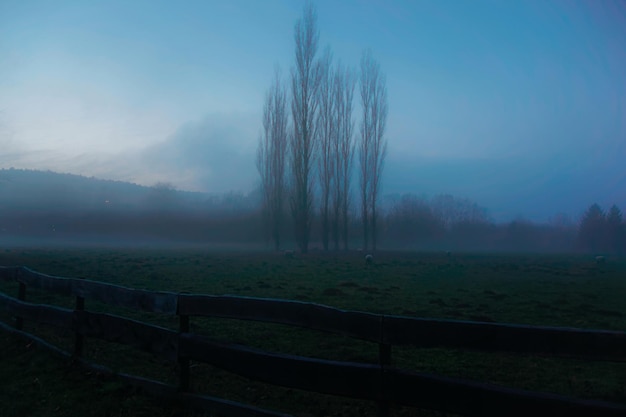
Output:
[1,246,625,416]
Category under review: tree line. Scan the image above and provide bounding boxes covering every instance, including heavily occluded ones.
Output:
[1,168,624,253]
[257,2,387,254]
[578,203,626,254]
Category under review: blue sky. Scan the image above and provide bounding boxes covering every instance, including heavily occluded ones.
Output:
[1,0,625,222]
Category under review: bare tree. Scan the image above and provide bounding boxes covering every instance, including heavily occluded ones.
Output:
[358,82,372,251]
[359,50,388,251]
[289,1,320,254]
[317,47,335,251]
[257,69,288,251]
[431,194,489,230]
[332,62,356,250]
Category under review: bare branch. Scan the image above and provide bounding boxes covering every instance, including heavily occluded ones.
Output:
[289,1,320,254]
[359,50,388,251]
[257,68,288,250]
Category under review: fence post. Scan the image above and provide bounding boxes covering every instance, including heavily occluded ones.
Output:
[15,282,26,330]
[178,313,190,392]
[378,314,392,417]
[74,279,85,358]
[378,342,391,417]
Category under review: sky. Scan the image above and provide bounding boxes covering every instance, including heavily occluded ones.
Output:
[1,0,625,222]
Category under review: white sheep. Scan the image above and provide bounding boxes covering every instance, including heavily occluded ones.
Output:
[365,254,374,265]
[595,255,606,264]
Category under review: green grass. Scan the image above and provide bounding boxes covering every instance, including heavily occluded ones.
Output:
[0,334,207,417]
[1,247,625,416]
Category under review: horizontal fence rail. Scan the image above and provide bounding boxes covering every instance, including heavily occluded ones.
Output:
[0,291,74,329]
[3,265,626,361]
[0,319,293,417]
[74,310,179,362]
[0,266,177,313]
[1,265,626,417]
[177,294,383,342]
[381,315,626,360]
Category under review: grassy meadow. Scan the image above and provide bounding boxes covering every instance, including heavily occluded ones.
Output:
[1,246,625,416]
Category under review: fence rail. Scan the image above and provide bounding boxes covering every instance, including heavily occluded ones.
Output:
[1,265,625,417]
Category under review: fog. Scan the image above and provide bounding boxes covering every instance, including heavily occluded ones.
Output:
[1,1,625,247]
[1,168,622,254]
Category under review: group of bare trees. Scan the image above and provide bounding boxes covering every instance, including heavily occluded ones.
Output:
[257,2,388,253]
[317,50,357,252]
[256,70,288,250]
[358,51,388,251]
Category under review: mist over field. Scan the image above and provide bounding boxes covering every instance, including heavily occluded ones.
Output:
[0,166,620,255]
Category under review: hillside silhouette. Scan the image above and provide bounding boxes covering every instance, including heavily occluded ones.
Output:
[0,168,261,244]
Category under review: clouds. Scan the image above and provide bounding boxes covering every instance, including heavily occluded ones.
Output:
[0,0,286,158]
[0,110,259,194]
[3,105,624,224]
[136,113,259,193]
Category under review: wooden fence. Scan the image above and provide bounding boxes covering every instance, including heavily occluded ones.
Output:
[1,265,626,417]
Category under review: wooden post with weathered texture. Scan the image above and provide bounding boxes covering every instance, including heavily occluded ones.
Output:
[378,338,392,416]
[15,281,26,330]
[178,313,190,391]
